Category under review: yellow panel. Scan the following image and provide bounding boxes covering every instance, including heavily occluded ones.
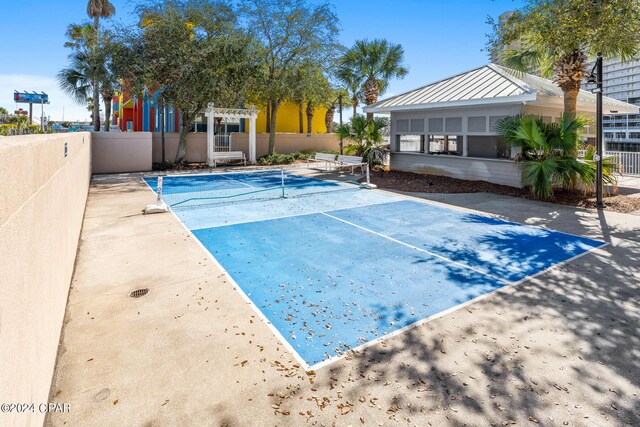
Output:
[253,102,329,134]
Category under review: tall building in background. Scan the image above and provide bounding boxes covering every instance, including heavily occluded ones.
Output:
[490,11,519,65]
[585,58,640,152]
[493,10,640,152]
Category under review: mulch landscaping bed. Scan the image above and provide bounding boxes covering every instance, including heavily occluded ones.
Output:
[364,170,640,214]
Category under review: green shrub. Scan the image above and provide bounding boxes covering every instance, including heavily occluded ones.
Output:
[258,152,298,165]
[497,114,619,200]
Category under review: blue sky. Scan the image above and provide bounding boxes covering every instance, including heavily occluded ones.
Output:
[0,0,524,121]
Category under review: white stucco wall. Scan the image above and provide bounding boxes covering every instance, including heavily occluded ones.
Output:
[92,132,152,173]
[0,132,91,427]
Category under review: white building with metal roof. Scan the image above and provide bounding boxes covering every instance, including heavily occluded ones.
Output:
[364,63,639,187]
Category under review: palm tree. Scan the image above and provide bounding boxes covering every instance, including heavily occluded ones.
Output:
[87,0,115,131]
[100,75,116,132]
[492,1,640,117]
[496,114,616,200]
[60,24,114,129]
[336,114,389,166]
[502,46,589,116]
[339,39,408,121]
[58,50,94,107]
[335,65,363,118]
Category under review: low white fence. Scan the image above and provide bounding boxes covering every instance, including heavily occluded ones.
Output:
[214,134,230,152]
[578,150,640,176]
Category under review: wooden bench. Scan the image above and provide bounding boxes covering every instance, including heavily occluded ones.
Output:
[336,155,366,174]
[309,152,337,170]
[209,151,246,167]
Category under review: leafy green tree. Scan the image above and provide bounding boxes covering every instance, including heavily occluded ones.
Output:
[488,0,640,116]
[497,114,618,200]
[0,107,8,116]
[336,114,388,166]
[117,0,257,163]
[87,0,116,131]
[339,39,408,122]
[243,0,339,154]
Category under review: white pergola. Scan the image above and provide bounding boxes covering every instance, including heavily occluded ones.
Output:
[205,104,259,166]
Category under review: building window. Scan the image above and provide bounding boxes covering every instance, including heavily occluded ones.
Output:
[468,135,510,159]
[396,119,409,132]
[396,134,424,152]
[427,135,462,155]
[428,118,443,133]
[445,117,462,133]
[410,119,424,133]
[468,116,486,132]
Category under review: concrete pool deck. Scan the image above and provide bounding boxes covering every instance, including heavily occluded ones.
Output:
[48,171,640,426]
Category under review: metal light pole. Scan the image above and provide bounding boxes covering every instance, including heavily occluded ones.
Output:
[338,94,343,155]
[332,94,344,154]
[595,53,605,209]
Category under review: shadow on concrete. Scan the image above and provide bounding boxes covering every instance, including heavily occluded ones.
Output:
[263,192,640,425]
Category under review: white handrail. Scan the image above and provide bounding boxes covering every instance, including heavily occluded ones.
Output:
[578,150,640,176]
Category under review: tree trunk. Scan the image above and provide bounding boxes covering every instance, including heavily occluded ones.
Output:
[268,100,279,155]
[298,102,304,133]
[266,103,271,133]
[325,107,334,133]
[92,15,100,132]
[563,88,578,118]
[160,98,166,163]
[352,99,357,118]
[175,113,190,164]
[363,79,379,123]
[103,96,112,132]
[306,102,314,134]
[366,111,375,123]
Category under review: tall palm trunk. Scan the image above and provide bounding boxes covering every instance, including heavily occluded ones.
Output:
[563,89,579,118]
[265,103,271,133]
[325,107,334,133]
[268,99,280,155]
[553,49,588,118]
[92,15,100,131]
[298,102,304,133]
[306,102,314,134]
[363,78,379,122]
[352,97,357,119]
[103,95,112,131]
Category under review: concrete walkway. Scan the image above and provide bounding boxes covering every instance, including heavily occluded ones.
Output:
[48,173,640,426]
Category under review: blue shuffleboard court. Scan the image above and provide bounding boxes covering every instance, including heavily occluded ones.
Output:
[144,169,606,369]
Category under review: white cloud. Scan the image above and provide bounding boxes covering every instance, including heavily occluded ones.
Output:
[0,74,92,122]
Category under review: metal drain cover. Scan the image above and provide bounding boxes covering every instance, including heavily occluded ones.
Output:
[129,288,149,298]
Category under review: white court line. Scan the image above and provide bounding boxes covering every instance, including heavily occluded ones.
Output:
[309,238,609,370]
[219,173,255,188]
[140,176,610,372]
[375,188,609,243]
[189,199,402,231]
[321,212,511,285]
[163,202,314,372]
